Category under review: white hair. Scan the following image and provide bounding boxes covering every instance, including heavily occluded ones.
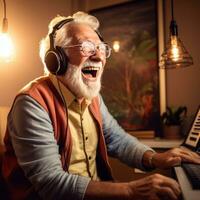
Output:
[39,11,100,74]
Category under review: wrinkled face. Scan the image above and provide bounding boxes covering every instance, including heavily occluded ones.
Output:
[61,23,107,100]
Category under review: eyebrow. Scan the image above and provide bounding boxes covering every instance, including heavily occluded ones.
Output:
[78,37,102,43]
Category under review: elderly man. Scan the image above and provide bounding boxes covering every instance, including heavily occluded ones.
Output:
[2,12,200,200]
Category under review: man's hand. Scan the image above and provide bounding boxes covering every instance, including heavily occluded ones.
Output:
[85,173,180,200]
[127,174,181,200]
[152,147,200,169]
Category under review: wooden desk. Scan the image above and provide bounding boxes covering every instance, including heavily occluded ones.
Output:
[139,138,184,149]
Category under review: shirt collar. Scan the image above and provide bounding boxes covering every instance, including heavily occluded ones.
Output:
[49,74,91,108]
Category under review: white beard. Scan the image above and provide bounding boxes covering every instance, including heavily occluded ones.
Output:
[64,62,102,100]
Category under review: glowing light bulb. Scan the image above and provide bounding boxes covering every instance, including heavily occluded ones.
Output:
[112,40,120,53]
[170,36,180,61]
[171,46,179,61]
[0,32,15,62]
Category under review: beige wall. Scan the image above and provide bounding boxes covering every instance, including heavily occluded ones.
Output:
[0,0,72,106]
[0,0,199,116]
[164,0,200,115]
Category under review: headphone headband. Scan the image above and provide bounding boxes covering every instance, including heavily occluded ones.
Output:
[49,18,74,50]
[51,18,74,35]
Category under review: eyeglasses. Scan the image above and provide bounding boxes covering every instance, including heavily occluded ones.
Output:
[65,40,112,58]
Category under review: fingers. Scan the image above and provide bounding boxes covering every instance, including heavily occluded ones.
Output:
[173,148,200,164]
[166,156,182,167]
[157,187,178,200]
[159,174,181,197]
[166,148,200,164]
[148,174,181,199]
[181,153,200,163]
[128,174,181,200]
[181,150,200,163]
[153,151,182,169]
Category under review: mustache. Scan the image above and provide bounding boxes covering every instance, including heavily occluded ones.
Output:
[82,60,102,68]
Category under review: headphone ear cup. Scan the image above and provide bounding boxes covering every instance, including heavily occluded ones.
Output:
[44,46,68,75]
[56,46,69,75]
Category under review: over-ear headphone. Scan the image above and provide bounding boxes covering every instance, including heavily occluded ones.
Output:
[44,18,74,75]
[44,17,104,76]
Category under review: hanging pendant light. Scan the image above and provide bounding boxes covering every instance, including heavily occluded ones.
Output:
[0,0,15,62]
[159,0,193,69]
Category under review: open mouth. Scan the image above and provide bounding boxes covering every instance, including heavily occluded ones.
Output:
[82,66,100,79]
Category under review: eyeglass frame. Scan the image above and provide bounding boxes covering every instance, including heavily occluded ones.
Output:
[64,40,112,58]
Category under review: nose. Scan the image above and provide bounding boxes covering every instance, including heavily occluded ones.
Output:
[90,48,105,62]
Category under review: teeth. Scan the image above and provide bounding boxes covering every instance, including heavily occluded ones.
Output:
[83,61,102,70]
[82,66,100,71]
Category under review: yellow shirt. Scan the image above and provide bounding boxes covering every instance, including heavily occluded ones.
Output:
[49,74,100,180]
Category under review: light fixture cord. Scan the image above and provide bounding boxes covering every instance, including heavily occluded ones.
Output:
[171,0,174,21]
[3,0,6,18]
[170,0,178,36]
[2,0,8,32]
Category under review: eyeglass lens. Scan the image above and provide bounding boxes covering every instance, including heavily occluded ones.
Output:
[81,41,111,58]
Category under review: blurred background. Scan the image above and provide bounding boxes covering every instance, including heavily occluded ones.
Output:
[0,0,199,119]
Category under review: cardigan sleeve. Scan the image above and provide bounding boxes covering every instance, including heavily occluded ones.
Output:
[99,94,154,171]
[8,95,90,200]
